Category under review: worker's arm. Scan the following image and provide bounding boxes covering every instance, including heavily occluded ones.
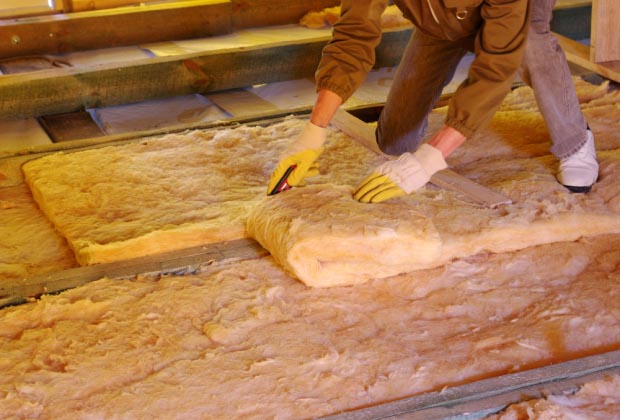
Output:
[428,125,466,157]
[266,90,343,195]
[315,0,388,103]
[267,0,386,195]
[309,89,343,128]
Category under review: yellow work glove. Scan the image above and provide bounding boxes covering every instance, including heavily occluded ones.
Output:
[353,144,447,203]
[267,121,326,195]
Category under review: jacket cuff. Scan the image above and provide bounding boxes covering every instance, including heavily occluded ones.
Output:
[315,82,351,104]
[444,118,476,139]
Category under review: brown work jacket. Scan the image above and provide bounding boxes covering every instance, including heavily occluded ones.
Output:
[316,0,530,138]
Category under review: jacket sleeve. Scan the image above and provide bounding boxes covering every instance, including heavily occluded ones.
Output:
[315,0,389,102]
[446,0,530,138]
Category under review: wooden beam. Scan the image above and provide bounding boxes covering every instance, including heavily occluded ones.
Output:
[0,28,411,119]
[0,238,267,308]
[556,33,620,83]
[231,0,339,30]
[330,108,512,208]
[70,0,151,12]
[0,1,232,58]
[0,0,342,58]
[68,0,340,21]
[554,0,591,9]
[320,350,620,420]
[590,0,620,63]
[0,106,318,160]
[0,0,591,60]
[0,4,58,19]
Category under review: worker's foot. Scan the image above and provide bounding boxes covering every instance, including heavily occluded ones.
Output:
[557,129,598,193]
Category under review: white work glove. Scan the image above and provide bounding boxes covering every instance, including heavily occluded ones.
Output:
[267,121,326,195]
[353,144,447,203]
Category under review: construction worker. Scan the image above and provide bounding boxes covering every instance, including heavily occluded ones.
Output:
[267,0,598,202]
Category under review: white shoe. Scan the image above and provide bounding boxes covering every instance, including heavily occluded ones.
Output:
[557,129,598,193]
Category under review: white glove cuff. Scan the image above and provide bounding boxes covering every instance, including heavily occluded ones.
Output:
[414,144,448,175]
[284,121,327,157]
[375,144,448,194]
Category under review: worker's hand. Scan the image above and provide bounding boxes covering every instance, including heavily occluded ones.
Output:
[353,144,447,203]
[267,121,326,194]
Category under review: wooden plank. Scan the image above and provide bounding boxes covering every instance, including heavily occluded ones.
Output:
[554,0,591,9]
[0,0,232,58]
[0,56,70,74]
[231,0,339,30]
[0,4,58,19]
[68,0,339,23]
[0,0,590,60]
[320,350,620,420]
[556,33,620,83]
[70,0,157,12]
[38,111,105,142]
[429,170,512,208]
[0,106,317,161]
[590,0,620,63]
[0,0,344,58]
[207,88,280,117]
[0,238,267,309]
[330,108,512,208]
[0,120,52,163]
[0,28,411,119]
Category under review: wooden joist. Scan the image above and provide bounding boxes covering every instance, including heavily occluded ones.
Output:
[554,0,620,83]
[321,350,620,419]
[591,0,620,63]
[67,0,340,23]
[0,3,62,19]
[0,0,588,60]
[0,0,339,59]
[0,238,267,309]
[0,2,597,119]
[0,1,232,59]
[231,0,339,30]
[556,33,620,83]
[0,28,412,119]
[0,108,317,160]
[68,0,155,12]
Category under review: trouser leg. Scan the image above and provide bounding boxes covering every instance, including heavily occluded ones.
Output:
[520,0,588,159]
[376,30,467,156]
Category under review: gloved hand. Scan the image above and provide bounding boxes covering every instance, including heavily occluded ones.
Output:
[353,144,447,203]
[267,121,326,195]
